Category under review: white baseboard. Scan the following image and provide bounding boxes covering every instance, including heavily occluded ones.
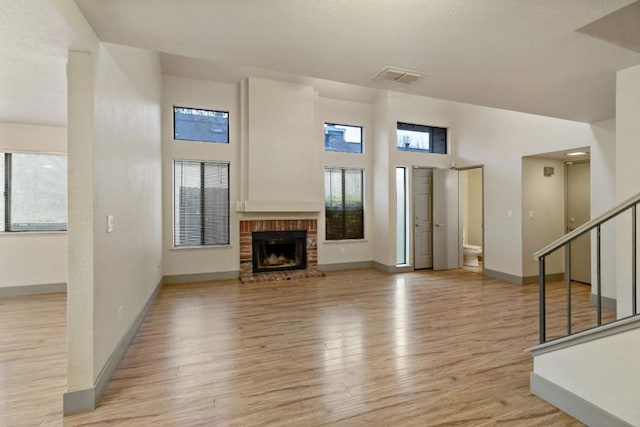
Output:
[63,278,163,415]
[0,282,66,297]
[530,373,632,427]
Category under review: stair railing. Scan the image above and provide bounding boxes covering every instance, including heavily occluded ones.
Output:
[534,193,640,344]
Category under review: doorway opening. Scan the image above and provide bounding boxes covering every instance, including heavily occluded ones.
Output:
[565,160,591,285]
[522,148,590,286]
[408,167,462,271]
[460,167,484,273]
[412,168,433,269]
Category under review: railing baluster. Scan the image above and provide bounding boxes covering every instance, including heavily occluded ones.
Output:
[597,225,602,326]
[535,196,640,345]
[566,242,572,336]
[539,256,546,344]
[633,205,637,316]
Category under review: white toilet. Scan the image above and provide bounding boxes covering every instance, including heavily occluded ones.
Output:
[463,229,483,267]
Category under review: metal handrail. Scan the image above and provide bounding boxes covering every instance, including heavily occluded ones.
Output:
[535,192,640,344]
[535,192,640,260]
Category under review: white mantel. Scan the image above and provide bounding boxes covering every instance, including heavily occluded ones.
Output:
[235,200,322,213]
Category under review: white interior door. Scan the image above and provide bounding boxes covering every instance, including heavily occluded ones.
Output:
[413,168,433,269]
[433,168,461,270]
[566,162,591,284]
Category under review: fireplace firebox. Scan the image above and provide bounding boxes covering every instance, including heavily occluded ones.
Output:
[251,230,307,273]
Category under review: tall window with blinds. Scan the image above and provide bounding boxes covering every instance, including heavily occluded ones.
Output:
[173,160,229,247]
[324,168,364,240]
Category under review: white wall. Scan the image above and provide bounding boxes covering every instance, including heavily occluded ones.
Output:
[243,77,321,209]
[616,64,640,317]
[162,76,240,277]
[385,93,456,269]
[521,157,565,277]
[318,97,374,266]
[0,122,67,288]
[0,234,67,288]
[92,43,163,377]
[159,75,597,278]
[384,91,595,278]
[67,43,162,391]
[162,76,379,275]
[67,50,96,390]
[534,327,640,425]
[372,92,391,267]
[0,123,67,287]
[590,119,616,300]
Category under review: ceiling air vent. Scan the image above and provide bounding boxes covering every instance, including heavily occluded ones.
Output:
[373,66,424,84]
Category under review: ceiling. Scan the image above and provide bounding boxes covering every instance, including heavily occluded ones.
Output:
[528,147,591,161]
[2,1,640,127]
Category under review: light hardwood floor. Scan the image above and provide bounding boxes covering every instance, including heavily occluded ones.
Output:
[1,269,614,426]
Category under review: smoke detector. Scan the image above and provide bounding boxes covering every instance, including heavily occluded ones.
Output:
[373,66,424,84]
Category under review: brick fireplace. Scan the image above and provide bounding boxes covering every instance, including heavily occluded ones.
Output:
[240,219,324,283]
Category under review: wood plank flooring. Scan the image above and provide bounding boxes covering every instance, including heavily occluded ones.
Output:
[1,269,615,426]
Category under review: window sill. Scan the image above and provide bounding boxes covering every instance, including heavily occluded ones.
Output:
[171,244,232,250]
[0,231,67,237]
[323,239,368,244]
[397,147,446,154]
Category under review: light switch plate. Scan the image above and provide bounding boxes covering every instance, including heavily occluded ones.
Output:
[107,215,114,233]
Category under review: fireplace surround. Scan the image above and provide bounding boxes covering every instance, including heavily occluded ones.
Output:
[240,219,323,283]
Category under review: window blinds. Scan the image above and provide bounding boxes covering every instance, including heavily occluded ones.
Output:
[324,168,364,240]
[173,160,229,246]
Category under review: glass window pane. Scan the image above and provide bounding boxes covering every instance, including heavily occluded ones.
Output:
[397,129,430,151]
[203,162,229,245]
[174,107,229,143]
[396,122,447,154]
[174,160,229,247]
[324,123,363,153]
[396,167,407,265]
[344,170,363,239]
[10,153,67,231]
[432,126,447,154]
[174,161,203,246]
[324,168,363,240]
[324,168,343,240]
[0,153,4,232]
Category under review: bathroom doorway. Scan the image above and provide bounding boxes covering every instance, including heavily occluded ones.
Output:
[460,167,484,272]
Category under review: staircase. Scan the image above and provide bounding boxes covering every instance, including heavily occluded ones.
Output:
[528,193,640,426]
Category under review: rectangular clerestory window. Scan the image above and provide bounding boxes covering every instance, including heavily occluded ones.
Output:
[324,123,363,153]
[174,106,229,143]
[396,122,447,154]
